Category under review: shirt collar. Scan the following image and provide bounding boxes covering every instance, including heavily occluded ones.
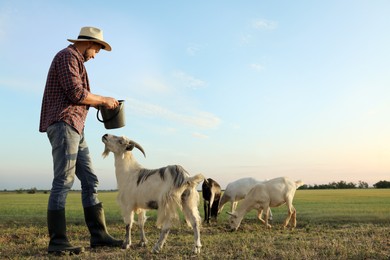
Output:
[68,44,85,63]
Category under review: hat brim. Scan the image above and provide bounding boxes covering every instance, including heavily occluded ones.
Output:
[67,38,112,51]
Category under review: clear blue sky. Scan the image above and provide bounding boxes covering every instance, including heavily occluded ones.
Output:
[1,1,389,190]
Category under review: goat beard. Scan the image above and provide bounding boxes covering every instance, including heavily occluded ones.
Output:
[102,148,110,158]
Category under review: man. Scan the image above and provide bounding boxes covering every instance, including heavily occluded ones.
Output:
[39,26,122,255]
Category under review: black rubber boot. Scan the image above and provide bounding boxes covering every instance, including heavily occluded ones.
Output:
[47,209,84,255]
[84,203,123,248]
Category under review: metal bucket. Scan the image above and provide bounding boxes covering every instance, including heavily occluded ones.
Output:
[96,100,125,129]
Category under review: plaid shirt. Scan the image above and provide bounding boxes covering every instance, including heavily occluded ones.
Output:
[39,45,90,134]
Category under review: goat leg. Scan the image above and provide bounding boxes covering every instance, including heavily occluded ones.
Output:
[152,228,170,253]
[257,209,266,224]
[184,208,202,253]
[203,201,210,223]
[137,211,148,246]
[290,208,297,229]
[283,206,294,229]
[264,207,272,229]
[192,220,202,254]
[122,224,131,249]
[269,208,273,221]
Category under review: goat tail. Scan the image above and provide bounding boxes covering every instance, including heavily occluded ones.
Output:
[186,174,205,189]
[155,173,204,228]
[295,180,304,188]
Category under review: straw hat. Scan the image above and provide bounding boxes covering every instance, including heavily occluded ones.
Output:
[67,26,111,51]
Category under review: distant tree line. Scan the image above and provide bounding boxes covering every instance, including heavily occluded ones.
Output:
[300,180,390,189]
[2,180,390,193]
[373,180,390,189]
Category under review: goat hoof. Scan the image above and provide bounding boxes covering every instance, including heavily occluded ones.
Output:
[151,247,160,254]
[139,241,148,247]
[122,243,130,250]
[193,246,201,254]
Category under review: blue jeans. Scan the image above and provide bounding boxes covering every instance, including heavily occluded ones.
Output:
[47,122,100,210]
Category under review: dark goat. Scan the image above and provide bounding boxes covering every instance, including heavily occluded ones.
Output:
[202,178,221,223]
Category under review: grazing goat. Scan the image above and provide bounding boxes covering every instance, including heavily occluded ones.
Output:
[102,134,204,253]
[218,177,273,222]
[227,177,304,231]
[202,178,221,223]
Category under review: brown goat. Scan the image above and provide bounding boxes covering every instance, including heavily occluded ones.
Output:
[202,178,221,224]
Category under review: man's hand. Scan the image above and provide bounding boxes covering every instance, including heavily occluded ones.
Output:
[82,92,119,109]
[102,97,119,109]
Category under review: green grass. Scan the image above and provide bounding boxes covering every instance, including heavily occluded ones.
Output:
[0,189,389,259]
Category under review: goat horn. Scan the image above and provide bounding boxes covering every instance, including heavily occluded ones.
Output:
[130,140,146,157]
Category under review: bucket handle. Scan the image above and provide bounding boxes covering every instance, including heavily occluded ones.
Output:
[96,102,123,123]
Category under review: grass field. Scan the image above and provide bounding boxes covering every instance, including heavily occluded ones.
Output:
[0,189,389,259]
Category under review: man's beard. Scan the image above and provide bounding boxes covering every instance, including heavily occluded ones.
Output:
[83,50,90,61]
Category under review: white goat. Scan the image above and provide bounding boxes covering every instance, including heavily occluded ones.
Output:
[102,134,204,253]
[218,177,273,221]
[227,177,304,231]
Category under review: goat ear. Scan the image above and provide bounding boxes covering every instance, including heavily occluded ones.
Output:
[126,144,135,151]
